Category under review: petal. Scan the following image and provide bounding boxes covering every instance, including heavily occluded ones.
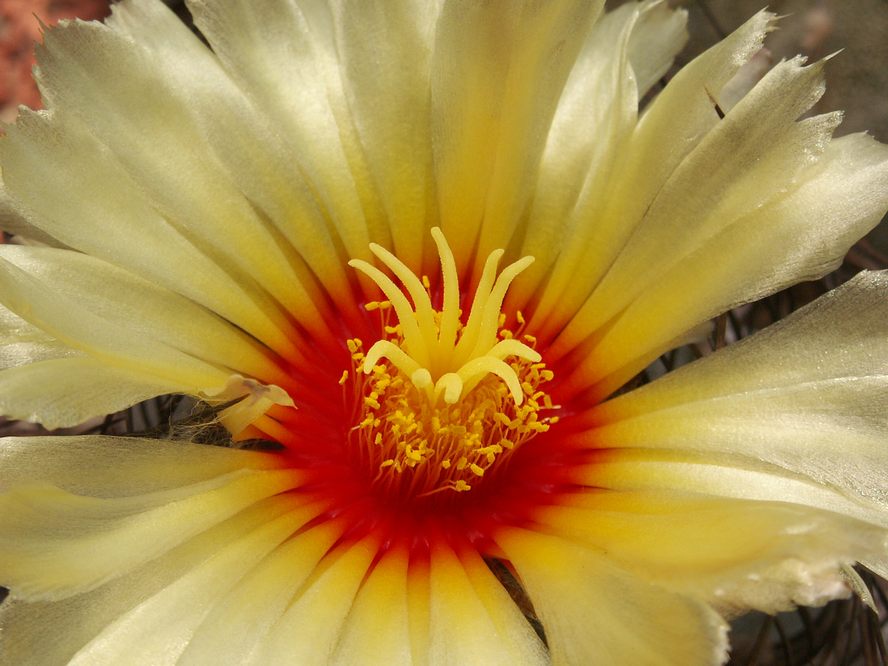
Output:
[426,541,546,665]
[180,520,344,665]
[0,435,286,496]
[0,107,298,357]
[252,537,380,664]
[331,1,440,272]
[0,248,231,395]
[66,498,321,666]
[627,0,689,97]
[536,491,884,614]
[531,10,773,339]
[515,0,641,301]
[586,271,888,508]
[31,17,325,335]
[566,126,888,399]
[0,305,74,369]
[430,0,604,272]
[105,0,356,319]
[328,547,411,665]
[0,245,284,384]
[0,358,181,429]
[188,0,379,264]
[497,528,728,665]
[0,492,313,665]
[0,437,301,599]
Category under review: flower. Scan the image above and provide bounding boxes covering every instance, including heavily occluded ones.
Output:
[1,0,888,663]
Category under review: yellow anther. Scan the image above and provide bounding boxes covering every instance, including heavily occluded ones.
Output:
[338,370,349,385]
[469,463,485,477]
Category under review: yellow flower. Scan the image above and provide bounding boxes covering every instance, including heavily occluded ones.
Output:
[1,0,888,663]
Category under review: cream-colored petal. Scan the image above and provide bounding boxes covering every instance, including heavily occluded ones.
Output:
[0,245,283,383]
[497,528,728,665]
[0,492,307,666]
[0,305,75,369]
[188,0,380,265]
[0,435,286,497]
[331,1,440,273]
[537,491,884,614]
[105,0,354,325]
[0,462,301,600]
[587,271,888,507]
[0,107,297,357]
[0,248,231,391]
[572,131,888,396]
[426,541,547,665]
[555,53,840,352]
[532,11,772,340]
[0,358,183,429]
[181,520,344,666]
[627,0,689,97]
[31,17,329,340]
[252,538,380,665]
[0,183,64,248]
[515,1,640,302]
[431,0,604,274]
[67,498,319,666]
[330,546,413,666]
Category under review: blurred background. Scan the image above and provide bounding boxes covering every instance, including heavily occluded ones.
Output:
[2,1,887,664]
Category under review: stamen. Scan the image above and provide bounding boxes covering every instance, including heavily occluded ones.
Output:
[344,228,558,496]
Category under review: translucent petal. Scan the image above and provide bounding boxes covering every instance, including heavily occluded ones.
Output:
[0,464,301,599]
[587,271,888,507]
[537,491,884,613]
[431,0,604,273]
[497,528,728,665]
[0,494,307,665]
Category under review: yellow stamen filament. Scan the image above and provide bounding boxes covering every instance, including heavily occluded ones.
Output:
[345,228,558,495]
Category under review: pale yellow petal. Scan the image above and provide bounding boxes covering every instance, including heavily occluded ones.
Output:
[0,304,75,369]
[188,0,380,263]
[497,529,728,665]
[515,1,639,301]
[0,245,282,383]
[253,538,380,665]
[67,498,320,666]
[588,271,888,508]
[31,17,329,338]
[556,54,843,361]
[537,491,884,614]
[431,0,604,273]
[105,0,353,323]
[573,130,888,395]
[331,546,413,666]
[0,249,231,391]
[627,0,689,97]
[180,521,344,666]
[332,1,441,272]
[0,358,183,429]
[0,108,297,357]
[427,541,547,665]
[0,492,307,665]
[0,435,286,496]
[0,466,301,599]
[533,10,773,339]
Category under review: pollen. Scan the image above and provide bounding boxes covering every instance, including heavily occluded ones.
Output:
[345,228,558,496]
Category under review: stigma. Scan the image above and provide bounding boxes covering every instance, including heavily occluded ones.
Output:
[349,228,541,406]
[345,229,558,496]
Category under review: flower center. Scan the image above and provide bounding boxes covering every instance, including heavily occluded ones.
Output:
[344,229,558,497]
